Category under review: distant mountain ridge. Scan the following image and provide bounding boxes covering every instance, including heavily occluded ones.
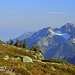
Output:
[26,23,75,50]
[7,31,34,43]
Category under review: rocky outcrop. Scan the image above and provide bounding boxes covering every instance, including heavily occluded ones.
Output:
[36,52,45,60]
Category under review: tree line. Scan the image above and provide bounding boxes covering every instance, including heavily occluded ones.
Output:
[7,38,29,49]
[6,39,43,54]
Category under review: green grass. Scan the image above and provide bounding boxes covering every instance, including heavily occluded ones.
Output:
[0,43,75,75]
[42,58,71,65]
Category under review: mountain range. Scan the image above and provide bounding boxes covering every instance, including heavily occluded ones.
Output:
[11,23,75,65]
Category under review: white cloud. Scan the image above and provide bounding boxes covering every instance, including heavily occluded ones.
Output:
[48,12,64,14]
[39,15,53,18]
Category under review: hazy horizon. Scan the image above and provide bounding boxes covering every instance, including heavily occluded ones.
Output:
[0,0,75,41]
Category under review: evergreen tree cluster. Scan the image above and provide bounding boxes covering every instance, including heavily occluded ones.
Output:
[6,39,42,54]
[7,38,29,49]
[31,42,44,55]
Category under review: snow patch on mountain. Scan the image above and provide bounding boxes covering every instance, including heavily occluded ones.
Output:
[61,33,70,40]
[48,29,70,40]
[55,31,70,40]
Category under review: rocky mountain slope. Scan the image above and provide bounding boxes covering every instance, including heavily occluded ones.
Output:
[8,23,75,65]
[25,23,75,65]
[44,23,75,60]
[0,41,75,75]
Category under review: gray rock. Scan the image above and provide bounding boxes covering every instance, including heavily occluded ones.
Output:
[21,56,33,63]
[33,59,42,62]
[25,50,29,53]
[17,48,21,50]
[33,55,37,59]
[3,55,9,60]
[36,52,45,60]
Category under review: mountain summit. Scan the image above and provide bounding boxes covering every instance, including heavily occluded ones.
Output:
[60,23,74,33]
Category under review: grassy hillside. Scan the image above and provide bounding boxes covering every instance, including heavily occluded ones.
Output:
[0,42,75,75]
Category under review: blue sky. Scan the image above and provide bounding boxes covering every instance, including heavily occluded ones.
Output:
[0,0,75,41]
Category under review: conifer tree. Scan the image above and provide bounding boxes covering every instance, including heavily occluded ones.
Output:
[31,45,36,51]
[31,43,43,54]
[36,44,44,55]
[35,44,40,52]
[31,44,40,52]
[10,39,13,45]
[20,40,23,47]
[31,43,38,52]
[15,38,20,47]
[23,39,29,49]
[31,42,36,51]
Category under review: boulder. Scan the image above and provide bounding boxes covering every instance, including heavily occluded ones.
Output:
[20,56,33,63]
[17,48,21,50]
[3,55,9,60]
[25,50,29,53]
